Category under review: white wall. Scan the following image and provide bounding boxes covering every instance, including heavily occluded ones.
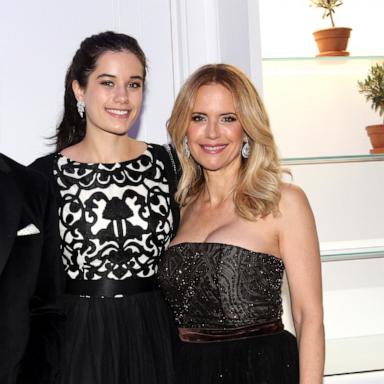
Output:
[0,0,175,164]
[263,58,381,158]
[258,1,384,377]
[259,0,384,158]
[324,370,384,384]
[259,0,384,58]
[170,0,255,91]
[256,0,384,262]
[290,161,384,245]
[0,0,257,165]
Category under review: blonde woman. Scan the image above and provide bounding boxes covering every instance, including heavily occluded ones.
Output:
[158,64,324,384]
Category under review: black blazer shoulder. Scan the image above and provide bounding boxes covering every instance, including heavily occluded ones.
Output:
[29,153,58,197]
[29,153,56,180]
[1,153,50,198]
[0,153,65,383]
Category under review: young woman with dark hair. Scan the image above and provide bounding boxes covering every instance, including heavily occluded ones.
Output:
[30,31,179,384]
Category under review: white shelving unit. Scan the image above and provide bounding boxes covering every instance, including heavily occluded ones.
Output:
[262,57,384,378]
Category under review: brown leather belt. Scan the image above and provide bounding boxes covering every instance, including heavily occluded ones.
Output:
[179,319,283,343]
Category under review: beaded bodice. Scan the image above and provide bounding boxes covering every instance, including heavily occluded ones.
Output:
[54,144,175,281]
[158,242,285,329]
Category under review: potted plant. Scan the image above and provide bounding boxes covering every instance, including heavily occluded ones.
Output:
[310,0,351,57]
[358,63,384,154]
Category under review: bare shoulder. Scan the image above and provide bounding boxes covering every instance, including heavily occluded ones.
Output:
[277,183,320,263]
[278,182,314,222]
[280,182,309,208]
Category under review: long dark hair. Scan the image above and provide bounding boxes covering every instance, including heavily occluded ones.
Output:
[55,31,147,152]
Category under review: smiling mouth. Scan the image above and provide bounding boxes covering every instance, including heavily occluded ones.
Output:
[106,108,131,117]
[201,144,227,153]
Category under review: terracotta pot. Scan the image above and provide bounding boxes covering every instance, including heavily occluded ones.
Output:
[366,124,384,154]
[312,27,352,57]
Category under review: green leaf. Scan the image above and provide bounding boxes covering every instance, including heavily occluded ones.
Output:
[357,63,384,118]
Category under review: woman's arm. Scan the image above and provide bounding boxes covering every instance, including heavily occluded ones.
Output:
[278,183,325,384]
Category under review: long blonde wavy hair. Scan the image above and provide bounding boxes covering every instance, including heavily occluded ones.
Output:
[167,64,285,220]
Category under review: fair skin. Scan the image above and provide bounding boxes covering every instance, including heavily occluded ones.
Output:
[62,50,147,163]
[171,83,324,383]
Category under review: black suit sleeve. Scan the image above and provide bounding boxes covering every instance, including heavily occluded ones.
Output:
[18,170,65,384]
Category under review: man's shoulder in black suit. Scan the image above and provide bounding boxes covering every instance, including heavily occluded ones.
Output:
[0,153,50,196]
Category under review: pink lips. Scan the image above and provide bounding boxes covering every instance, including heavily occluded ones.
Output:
[200,144,227,154]
[105,108,131,119]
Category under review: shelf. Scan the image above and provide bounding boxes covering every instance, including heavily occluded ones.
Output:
[321,249,384,262]
[263,55,384,63]
[324,334,384,376]
[262,56,384,157]
[282,154,384,165]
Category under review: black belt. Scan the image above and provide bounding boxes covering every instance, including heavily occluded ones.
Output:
[65,276,157,297]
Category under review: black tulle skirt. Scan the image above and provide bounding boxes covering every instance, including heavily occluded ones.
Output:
[58,291,177,384]
[174,330,299,384]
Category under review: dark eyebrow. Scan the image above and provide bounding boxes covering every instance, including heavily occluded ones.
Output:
[96,73,144,81]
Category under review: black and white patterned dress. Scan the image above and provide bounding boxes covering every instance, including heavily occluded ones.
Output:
[30,144,179,384]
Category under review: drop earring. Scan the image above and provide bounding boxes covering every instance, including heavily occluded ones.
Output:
[183,137,191,158]
[241,136,250,159]
[77,101,85,118]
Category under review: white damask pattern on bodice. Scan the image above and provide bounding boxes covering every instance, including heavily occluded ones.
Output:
[54,145,173,280]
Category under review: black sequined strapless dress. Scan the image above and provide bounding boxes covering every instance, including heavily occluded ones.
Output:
[158,242,299,384]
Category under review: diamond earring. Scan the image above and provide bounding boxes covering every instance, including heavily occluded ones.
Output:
[77,101,85,118]
[241,136,250,159]
[183,137,191,158]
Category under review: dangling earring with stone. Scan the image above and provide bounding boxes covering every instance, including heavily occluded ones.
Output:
[183,136,191,158]
[241,136,250,159]
[77,101,85,118]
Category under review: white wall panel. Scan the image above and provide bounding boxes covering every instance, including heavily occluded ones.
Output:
[282,258,384,375]
[218,0,251,76]
[324,370,384,384]
[120,0,175,143]
[247,0,263,92]
[170,0,221,91]
[0,0,174,164]
[259,0,384,58]
[289,161,384,244]
[170,0,260,92]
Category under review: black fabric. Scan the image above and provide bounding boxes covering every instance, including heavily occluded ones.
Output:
[174,329,299,384]
[53,146,174,282]
[0,153,65,384]
[59,291,177,384]
[29,153,58,198]
[66,276,157,297]
[158,242,299,383]
[159,242,285,328]
[157,144,181,238]
[29,145,180,384]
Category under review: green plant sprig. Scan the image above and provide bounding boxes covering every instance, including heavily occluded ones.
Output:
[310,0,343,27]
[358,63,384,123]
